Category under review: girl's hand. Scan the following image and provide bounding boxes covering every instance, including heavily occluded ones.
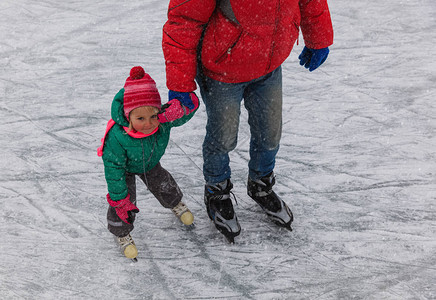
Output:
[107,194,139,224]
[157,93,199,123]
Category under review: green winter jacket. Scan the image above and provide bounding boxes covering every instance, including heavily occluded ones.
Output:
[101,88,198,201]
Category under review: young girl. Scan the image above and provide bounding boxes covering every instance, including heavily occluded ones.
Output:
[97,66,199,260]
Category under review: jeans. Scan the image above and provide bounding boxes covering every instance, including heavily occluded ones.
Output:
[197,66,282,184]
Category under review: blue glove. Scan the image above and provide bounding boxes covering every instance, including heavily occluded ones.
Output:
[298,46,329,72]
[168,90,195,109]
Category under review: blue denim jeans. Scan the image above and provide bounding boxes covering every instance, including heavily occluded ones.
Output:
[197,66,282,184]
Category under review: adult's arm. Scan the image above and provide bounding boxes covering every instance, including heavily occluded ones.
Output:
[162,0,216,92]
[299,0,334,49]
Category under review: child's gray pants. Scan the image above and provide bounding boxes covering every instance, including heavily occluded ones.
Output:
[107,162,183,237]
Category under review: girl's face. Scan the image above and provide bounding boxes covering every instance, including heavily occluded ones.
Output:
[129,106,160,134]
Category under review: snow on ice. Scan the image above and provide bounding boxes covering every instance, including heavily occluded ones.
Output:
[0,0,435,299]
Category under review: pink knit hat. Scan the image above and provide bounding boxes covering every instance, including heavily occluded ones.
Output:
[123,66,161,119]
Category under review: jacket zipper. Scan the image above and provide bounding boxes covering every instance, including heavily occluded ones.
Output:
[141,134,157,188]
[215,31,242,64]
[266,0,281,71]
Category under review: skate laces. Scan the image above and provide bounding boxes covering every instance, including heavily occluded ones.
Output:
[171,201,194,225]
[116,234,135,249]
[171,201,189,217]
[206,180,236,202]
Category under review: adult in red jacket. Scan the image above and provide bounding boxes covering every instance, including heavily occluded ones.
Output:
[163,0,333,242]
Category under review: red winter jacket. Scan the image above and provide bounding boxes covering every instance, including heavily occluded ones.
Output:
[163,0,333,92]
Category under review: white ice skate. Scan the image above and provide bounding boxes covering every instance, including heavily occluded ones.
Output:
[114,234,138,261]
[171,201,194,225]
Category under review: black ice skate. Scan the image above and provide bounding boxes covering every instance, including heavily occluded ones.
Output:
[204,179,241,243]
[247,172,293,230]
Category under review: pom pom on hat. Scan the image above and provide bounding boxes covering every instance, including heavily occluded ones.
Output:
[123,66,161,119]
[130,66,145,80]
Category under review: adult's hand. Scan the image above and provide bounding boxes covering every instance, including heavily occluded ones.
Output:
[298,46,329,72]
[168,90,196,109]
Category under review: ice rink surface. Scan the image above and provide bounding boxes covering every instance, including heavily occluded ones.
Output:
[0,0,435,299]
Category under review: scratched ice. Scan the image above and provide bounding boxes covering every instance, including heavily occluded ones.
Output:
[0,1,435,299]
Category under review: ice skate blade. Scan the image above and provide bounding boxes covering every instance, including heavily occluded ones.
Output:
[283,224,293,232]
[217,227,240,244]
[224,235,235,244]
[271,219,293,231]
[185,222,196,230]
[131,257,138,263]
[208,219,240,243]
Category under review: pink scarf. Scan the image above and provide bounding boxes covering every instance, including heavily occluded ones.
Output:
[97,119,158,156]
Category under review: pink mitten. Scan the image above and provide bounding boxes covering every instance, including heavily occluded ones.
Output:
[157,99,185,123]
[158,93,199,123]
[106,194,139,224]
